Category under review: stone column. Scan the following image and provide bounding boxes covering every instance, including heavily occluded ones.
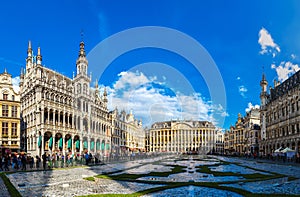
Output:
[41,134,44,156]
[53,111,55,125]
[62,136,65,157]
[88,137,90,153]
[52,134,55,152]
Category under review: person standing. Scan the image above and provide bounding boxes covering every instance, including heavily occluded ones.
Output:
[0,156,3,171]
[21,155,27,171]
[36,155,40,169]
[29,156,34,169]
[4,155,9,171]
[42,153,47,170]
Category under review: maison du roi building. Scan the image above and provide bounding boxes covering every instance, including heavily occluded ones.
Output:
[0,70,21,155]
[19,41,144,157]
[145,120,224,154]
[260,72,300,155]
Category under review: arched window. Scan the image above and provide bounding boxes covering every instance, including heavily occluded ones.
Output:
[83,83,87,95]
[77,84,81,94]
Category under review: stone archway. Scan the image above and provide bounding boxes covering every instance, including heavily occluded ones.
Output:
[65,134,72,153]
[90,138,95,153]
[55,133,63,152]
[74,135,80,153]
[44,131,53,153]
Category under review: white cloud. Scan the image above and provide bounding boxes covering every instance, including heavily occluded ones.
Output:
[114,71,149,90]
[107,71,227,126]
[258,27,280,57]
[12,76,20,93]
[238,85,248,98]
[271,61,300,82]
[245,102,260,113]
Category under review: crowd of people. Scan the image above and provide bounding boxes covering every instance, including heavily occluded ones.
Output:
[0,151,156,172]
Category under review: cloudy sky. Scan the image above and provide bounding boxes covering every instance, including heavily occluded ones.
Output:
[0,1,300,129]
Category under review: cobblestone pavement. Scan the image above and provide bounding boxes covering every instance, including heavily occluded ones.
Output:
[0,174,10,197]
[2,155,300,196]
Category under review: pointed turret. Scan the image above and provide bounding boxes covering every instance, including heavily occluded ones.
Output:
[36,46,42,66]
[27,40,32,58]
[260,73,268,107]
[26,40,33,72]
[103,87,108,103]
[20,67,24,87]
[94,79,99,96]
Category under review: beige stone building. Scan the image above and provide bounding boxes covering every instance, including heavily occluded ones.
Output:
[224,109,260,155]
[260,73,300,155]
[110,108,144,156]
[146,120,217,154]
[0,70,21,155]
[243,108,260,155]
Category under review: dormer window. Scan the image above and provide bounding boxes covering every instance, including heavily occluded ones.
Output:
[3,93,8,100]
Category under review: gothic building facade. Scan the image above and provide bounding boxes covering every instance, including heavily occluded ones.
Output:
[260,73,300,155]
[20,41,112,157]
[146,120,218,153]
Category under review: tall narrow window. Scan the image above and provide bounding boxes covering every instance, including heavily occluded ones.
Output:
[2,105,8,117]
[2,122,8,136]
[11,123,17,136]
[12,106,17,117]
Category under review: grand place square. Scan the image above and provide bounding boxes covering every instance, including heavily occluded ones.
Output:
[1,1,300,197]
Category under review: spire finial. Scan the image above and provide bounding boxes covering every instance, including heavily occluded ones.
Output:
[28,40,32,50]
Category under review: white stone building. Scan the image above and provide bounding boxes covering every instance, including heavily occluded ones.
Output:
[20,41,112,157]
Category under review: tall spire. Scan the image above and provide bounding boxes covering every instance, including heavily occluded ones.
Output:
[76,39,88,76]
[78,41,86,57]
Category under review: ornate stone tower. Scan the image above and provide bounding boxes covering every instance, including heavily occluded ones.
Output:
[260,73,268,141]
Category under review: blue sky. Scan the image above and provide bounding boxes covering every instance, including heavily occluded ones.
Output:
[1,1,300,129]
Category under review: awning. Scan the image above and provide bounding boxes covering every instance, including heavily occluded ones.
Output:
[59,138,63,149]
[75,140,80,149]
[90,141,95,150]
[38,136,42,148]
[68,138,72,149]
[49,137,53,149]
[83,141,88,149]
[96,141,100,150]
